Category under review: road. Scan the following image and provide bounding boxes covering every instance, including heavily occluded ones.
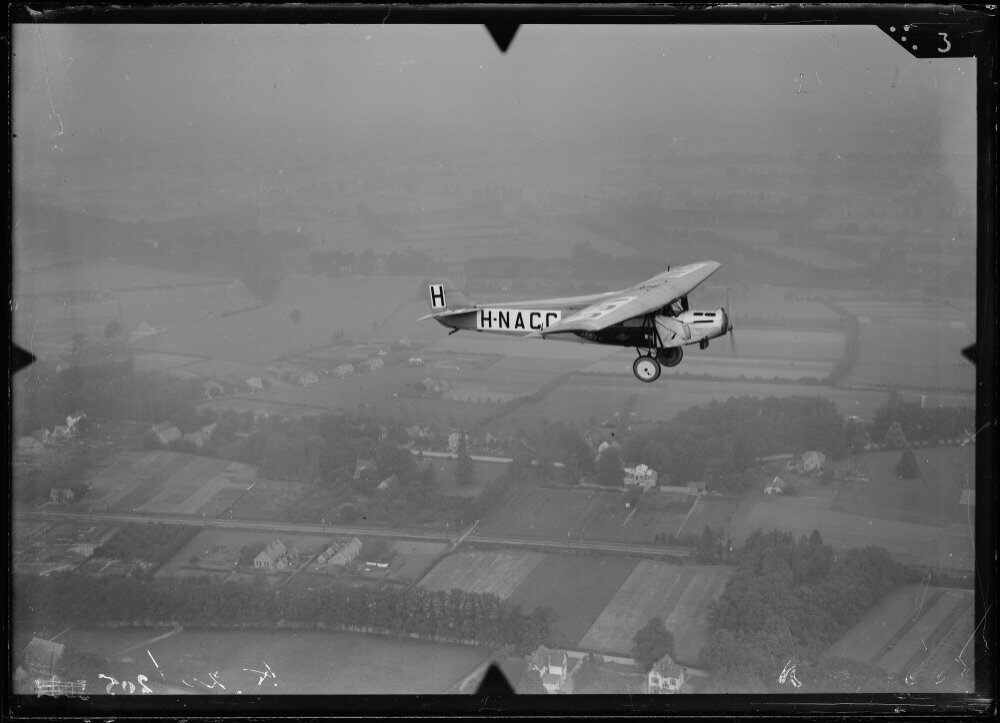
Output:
[18,508,693,560]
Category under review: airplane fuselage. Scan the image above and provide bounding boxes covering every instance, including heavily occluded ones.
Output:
[431,305,728,349]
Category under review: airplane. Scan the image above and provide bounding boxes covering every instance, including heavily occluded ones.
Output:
[420,261,735,383]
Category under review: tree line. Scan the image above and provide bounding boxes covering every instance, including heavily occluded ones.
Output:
[15,573,555,654]
[700,529,917,692]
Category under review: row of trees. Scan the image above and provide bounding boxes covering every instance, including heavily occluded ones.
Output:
[871,390,973,447]
[700,529,917,691]
[15,573,555,654]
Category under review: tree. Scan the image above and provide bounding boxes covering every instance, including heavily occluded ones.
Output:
[884,420,908,450]
[595,446,624,487]
[103,320,123,339]
[631,616,675,672]
[456,431,474,486]
[289,309,302,324]
[895,448,919,479]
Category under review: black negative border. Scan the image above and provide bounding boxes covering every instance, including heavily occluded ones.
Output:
[5,2,997,720]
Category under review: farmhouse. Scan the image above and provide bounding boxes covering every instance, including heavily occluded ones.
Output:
[17,436,44,453]
[183,423,217,448]
[527,645,571,693]
[203,379,225,399]
[363,357,384,373]
[448,432,470,452]
[299,371,319,386]
[764,476,785,495]
[646,653,686,694]
[354,458,376,479]
[49,488,75,505]
[596,440,621,459]
[254,539,289,570]
[328,537,363,566]
[151,422,182,446]
[623,464,658,492]
[377,474,398,493]
[406,357,425,367]
[801,451,826,474]
[334,363,355,378]
[423,377,449,394]
[246,376,264,393]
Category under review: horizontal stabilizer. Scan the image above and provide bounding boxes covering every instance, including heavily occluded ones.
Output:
[418,307,477,322]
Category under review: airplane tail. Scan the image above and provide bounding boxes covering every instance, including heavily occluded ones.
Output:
[421,278,474,314]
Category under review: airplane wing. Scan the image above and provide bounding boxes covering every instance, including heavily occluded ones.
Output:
[529,261,721,336]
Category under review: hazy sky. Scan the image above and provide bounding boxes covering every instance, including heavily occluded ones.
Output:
[14,24,976,161]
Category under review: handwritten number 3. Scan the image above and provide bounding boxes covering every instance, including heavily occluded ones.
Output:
[938,33,951,53]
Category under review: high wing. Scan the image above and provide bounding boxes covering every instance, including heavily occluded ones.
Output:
[529,261,721,337]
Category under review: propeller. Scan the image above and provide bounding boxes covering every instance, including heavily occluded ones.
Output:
[724,287,738,358]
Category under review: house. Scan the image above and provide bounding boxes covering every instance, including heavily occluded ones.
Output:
[183,423,217,448]
[377,474,398,493]
[50,488,75,505]
[406,357,425,367]
[764,476,785,495]
[254,539,288,570]
[527,645,571,693]
[363,357,384,373]
[17,436,44,453]
[329,537,362,566]
[23,638,65,677]
[646,653,686,693]
[203,379,225,399]
[422,377,449,394]
[623,464,658,492]
[151,422,182,446]
[131,321,159,339]
[596,440,621,460]
[354,458,375,479]
[448,432,470,452]
[246,376,264,393]
[299,371,319,386]
[801,451,826,474]
[406,425,432,442]
[334,363,355,378]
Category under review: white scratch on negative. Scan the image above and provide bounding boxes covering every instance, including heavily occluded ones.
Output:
[33,23,65,141]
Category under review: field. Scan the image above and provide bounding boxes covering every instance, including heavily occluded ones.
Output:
[14,260,231,296]
[421,457,509,498]
[128,275,431,365]
[730,495,974,572]
[831,446,974,525]
[418,550,546,597]
[827,584,974,693]
[769,245,865,270]
[388,540,448,584]
[56,626,489,694]
[507,553,640,648]
[82,451,257,516]
[493,375,930,440]
[480,486,693,545]
[579,562,732,663]
[848,319,975,391]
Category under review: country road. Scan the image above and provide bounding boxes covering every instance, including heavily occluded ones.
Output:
[17,508,694,560]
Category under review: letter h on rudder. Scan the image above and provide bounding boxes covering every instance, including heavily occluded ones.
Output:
[430,284,446,309]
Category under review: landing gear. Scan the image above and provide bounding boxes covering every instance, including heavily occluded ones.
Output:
[633,355,661,383]
[657,347,683,367]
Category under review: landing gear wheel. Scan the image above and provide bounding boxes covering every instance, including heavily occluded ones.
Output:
[657,347,683,367]
[633,355,661,383]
